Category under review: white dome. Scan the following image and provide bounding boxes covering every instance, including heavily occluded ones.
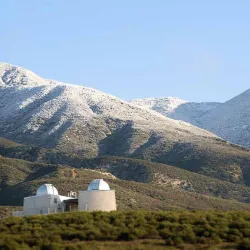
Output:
[36,184,59,196]
[87,179,110,191]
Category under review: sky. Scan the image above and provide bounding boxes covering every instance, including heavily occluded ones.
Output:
[1,1,250,102]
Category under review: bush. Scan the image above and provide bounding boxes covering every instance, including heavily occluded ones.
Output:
[1,210,250,248]
[238,239,250,250]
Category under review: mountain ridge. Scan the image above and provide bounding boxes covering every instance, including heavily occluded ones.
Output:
[0,62,217,153]
[131,90,250,149]
[198,88,250,148]
[2,63,250,187]
[131,97,221,125]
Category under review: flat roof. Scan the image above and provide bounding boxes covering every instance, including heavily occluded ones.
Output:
[63,198,78,204]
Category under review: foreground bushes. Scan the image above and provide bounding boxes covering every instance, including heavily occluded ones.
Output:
[1,211,250,249]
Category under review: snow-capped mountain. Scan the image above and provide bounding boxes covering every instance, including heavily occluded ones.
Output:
[131,91,250,149]
[131,97,188,117]
[197,89,250,148]
[1,62,250,184]
[131,97,220,125]
[0,63,215,153]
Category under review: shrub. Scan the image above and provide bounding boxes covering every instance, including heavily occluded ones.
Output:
[1,210,250,248]
[238,239,250,250]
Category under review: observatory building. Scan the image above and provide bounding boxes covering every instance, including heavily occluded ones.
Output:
[79,179,116,212]
[14,179,116,216]
[23,184,77,216]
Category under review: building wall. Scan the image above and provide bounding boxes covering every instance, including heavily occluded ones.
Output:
[78,190,116,212]
[23,195,73,216]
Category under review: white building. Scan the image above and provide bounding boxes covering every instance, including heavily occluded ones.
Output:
[23,184,76,216]
[78,179,116,212]
[13,179,116,216]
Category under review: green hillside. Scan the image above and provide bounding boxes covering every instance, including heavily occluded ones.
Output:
[1,156,250,211]
[81,156,250,203]
[2,137,250,211]
[2,150,250,204]
[2,136,250,188]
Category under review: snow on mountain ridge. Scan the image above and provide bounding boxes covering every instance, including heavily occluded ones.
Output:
[131,97,220,125]
[0,62,48,87]
[198,88,250,148]
[0,62,129,103]
[131,91,250,149]
[0,63,214,133]
[4,63,250,186]
[131,97,188,117]
[0,62,221,161]
[0,62,217,149]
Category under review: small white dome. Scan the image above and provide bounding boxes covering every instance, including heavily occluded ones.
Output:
[36,184,59,196]
[88,179,110,191]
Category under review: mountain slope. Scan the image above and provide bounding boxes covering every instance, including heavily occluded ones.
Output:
[78,156,250,203]
[2,136,250,186]
[197,89,250,148]
[1,155,250,211]
[2,63,250,185]
[2,139,250,204]
[131,93,250,150]
[131,97,220,125]
[131,97,189,117]
[0,63,214,155]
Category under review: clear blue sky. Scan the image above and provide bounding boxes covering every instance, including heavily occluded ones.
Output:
[1,1,250,102]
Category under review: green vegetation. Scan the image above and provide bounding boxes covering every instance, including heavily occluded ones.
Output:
[0,156,55,188]
[82,156,250,203]
[1,211,250,249]
[2,137,250,213]
[1,154,250,210]
[1,140,250,249]
[2,136,250,188]
[1,162,250,211]
[0,206,21,220]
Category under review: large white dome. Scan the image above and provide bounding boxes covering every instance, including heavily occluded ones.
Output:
[36,184,59,196]
[87,179,110,191]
